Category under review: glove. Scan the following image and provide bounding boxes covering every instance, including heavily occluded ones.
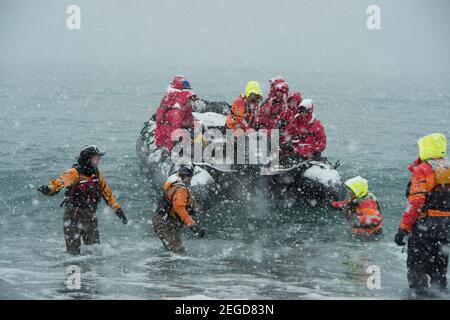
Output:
[331,200,347,209]
[191,225,206,238]
[312,151,322,160]
[115,208,128,225]
[394,228,409,246]
[37,185,52,196]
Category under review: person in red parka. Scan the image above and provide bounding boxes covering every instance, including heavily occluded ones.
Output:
[158,75,192,111]
[275,91,303,131]
[254,79,289,131]
[281,98,326,160]
[268,76,286,97]
[155,90,196,151]
[168,75,191,92]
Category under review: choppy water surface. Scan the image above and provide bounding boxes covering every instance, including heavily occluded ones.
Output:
[0,63,449,299]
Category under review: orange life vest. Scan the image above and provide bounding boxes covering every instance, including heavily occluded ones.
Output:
[225,96,255,134]
[347,193,383,235]
[65,167,101,209]
[157,179,195,227]
[423,159,450,217]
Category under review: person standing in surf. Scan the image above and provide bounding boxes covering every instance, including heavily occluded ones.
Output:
[153,164,205,254]
[37,145,127,255]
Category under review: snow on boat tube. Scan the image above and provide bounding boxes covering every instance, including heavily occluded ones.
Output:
[289,160,344,205]
[136,100,344,206]
[239,158,344,206]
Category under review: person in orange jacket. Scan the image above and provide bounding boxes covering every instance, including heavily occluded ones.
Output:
[152,165,205,254]
[225,81,263,137]
[395,133,450,293]
[37,145,127,255]
[331,176,383,237]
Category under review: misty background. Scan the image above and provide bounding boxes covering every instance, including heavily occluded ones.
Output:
[1,0,449,76]
[0,0,450,299]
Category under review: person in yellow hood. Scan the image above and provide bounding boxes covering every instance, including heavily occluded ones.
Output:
[37,145,127,255]
[152,164,205,254]
[395,133,450,294]
[331,176,383,237]
[225,81,263,137]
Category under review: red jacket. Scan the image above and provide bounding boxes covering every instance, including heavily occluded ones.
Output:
[155,91,194,151]
[282,111,326,158]
[268,76,286,98]
[399,158,426,231]
[156,75,192,114]
[275,92,302,129]
[399,157,450,232]
[254,98,286,130]
[254,81,289,130]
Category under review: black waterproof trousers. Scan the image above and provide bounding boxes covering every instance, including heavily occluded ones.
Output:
[407,217,450,291]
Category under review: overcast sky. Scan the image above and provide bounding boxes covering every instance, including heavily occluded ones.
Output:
[1,0,449,75]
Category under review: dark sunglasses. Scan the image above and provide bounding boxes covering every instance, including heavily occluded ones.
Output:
[249,94,263,102]
[298,106,308,113]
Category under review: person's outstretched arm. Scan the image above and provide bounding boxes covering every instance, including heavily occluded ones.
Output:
[38,168,79,196]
